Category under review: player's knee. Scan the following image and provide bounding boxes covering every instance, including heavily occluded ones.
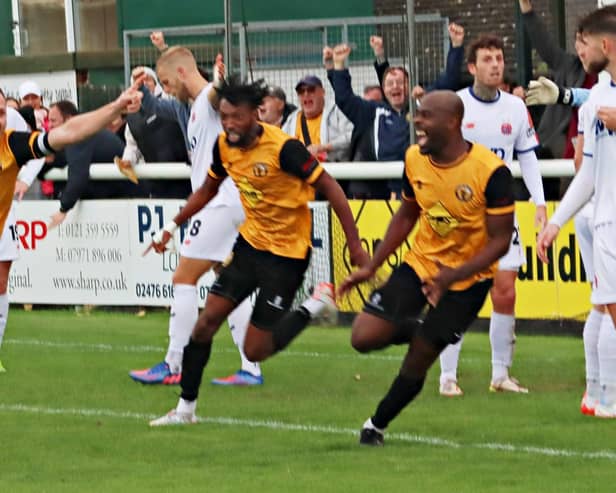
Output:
[491,285,515,312]
[350,322,373,353]
[243,340,269,362]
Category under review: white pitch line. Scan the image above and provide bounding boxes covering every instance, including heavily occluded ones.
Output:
[0,403,614,461]
[3,337,410,362]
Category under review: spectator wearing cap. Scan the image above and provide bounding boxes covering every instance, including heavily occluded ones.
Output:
[258,86,297,127]
[18,80,47,130]
[282,75,353,163]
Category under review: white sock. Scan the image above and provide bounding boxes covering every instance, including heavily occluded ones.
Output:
[363,417,384,433]
[301,296,326,318]
[176,397,197,415]
[165,284,198,374]
[583,309,603,402]
[0,294,8,348]
[490,312,515,382]
[227,297,261,377]
[439,337,464,386]
[598,315,616,407]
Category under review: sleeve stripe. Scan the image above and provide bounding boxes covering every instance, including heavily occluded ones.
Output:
[401,191,416,202]
[305,164,324,185]
[583,152,593,157]
[208,169,224,180]
[514,145,539,154]
[28,132,38,155]
[486,204,515,215]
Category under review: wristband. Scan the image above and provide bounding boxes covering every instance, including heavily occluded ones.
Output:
[558,87,573,106]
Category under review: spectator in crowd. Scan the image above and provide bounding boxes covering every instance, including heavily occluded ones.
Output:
[363,85,383,102]
[282,75,353,163]
[18,80,48,130]
[116,66,191,198]
[371,23,465,101]
[518,0,597,197]
[258,86,296,127]
[6,97,20,110]
[327,43,409,199]
[45,100,136,228]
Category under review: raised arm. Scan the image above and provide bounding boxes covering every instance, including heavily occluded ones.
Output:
[47,88,141,151]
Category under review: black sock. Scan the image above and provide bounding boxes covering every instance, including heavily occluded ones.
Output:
[180,337,212,402]
[272,308,311,353]
[371,373,425,430]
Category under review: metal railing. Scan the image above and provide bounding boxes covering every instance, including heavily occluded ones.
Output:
[122,14,449,108]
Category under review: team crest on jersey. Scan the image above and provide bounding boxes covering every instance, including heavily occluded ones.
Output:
[191,111,196,122]
[464,122,475,129]
[252,163,268,177]
[455,184,473,202]
[237,177,263,208]
[426,201,459,237]
[501,123,512,135]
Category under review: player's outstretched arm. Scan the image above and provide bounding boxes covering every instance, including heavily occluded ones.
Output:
[47,87,142,152]
[313,172,368,268]
[147,174,223,255]
[337,198,419,297]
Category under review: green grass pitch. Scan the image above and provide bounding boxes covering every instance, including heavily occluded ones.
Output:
[1,309,615,492]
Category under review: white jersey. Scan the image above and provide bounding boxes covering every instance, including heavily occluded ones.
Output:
[582,81,616,227]
[577,101,595,218]
[457,87,539,167]
[187,83,240,207]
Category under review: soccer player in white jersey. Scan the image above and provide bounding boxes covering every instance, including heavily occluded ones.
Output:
[438,34,547,396]
[538,5,616,417]
[129,46,263,386]
[0,108,45,372]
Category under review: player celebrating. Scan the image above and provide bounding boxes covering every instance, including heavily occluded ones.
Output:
[340,91,514,446]
[538,5,616,418]
[130,46,264,387]
[438,34,547,396]
[148,77,368,426]
[0,86,141,368]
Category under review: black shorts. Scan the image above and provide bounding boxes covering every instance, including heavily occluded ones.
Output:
[209,235,310,331]
[363,263,492,350]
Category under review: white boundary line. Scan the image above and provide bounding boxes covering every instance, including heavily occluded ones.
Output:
[3,337,411,362]
[0,403,614,461]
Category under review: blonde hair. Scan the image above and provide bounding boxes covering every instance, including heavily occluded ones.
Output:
[156,46,197,71]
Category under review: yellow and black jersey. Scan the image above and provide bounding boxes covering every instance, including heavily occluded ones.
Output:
[402,142,514,290]
[0,129,54,232]
[209,123,324,259]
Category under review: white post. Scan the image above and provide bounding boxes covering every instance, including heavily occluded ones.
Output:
[64,0,76,53]
[11,0,22,55]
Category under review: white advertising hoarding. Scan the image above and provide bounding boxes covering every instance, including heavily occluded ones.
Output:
[0,70,78,106]
[9,200,331,307]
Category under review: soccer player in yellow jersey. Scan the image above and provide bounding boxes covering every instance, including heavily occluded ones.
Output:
[0,86,142,371]
[148,77,368,426]
[339,91,515,446]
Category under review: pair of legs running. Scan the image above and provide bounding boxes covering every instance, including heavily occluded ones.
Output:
[353,264,491,445]
[150,235,334,425]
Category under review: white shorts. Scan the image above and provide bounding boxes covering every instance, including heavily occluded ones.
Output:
[574,212,594,282]
[498,213,525,271]
[179,204,244,262]
[590,222,616,305]
[0,203,20,262]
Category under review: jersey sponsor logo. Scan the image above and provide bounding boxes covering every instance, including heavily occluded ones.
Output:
[237,177,263,208]
[266,295,284,310]
[426,202,459,237]
[594,119,616,138]
[252,163,268,177]
[455,184,473,202]
[501,122,512,135]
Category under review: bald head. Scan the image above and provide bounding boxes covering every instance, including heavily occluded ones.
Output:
[420,91,465,125]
